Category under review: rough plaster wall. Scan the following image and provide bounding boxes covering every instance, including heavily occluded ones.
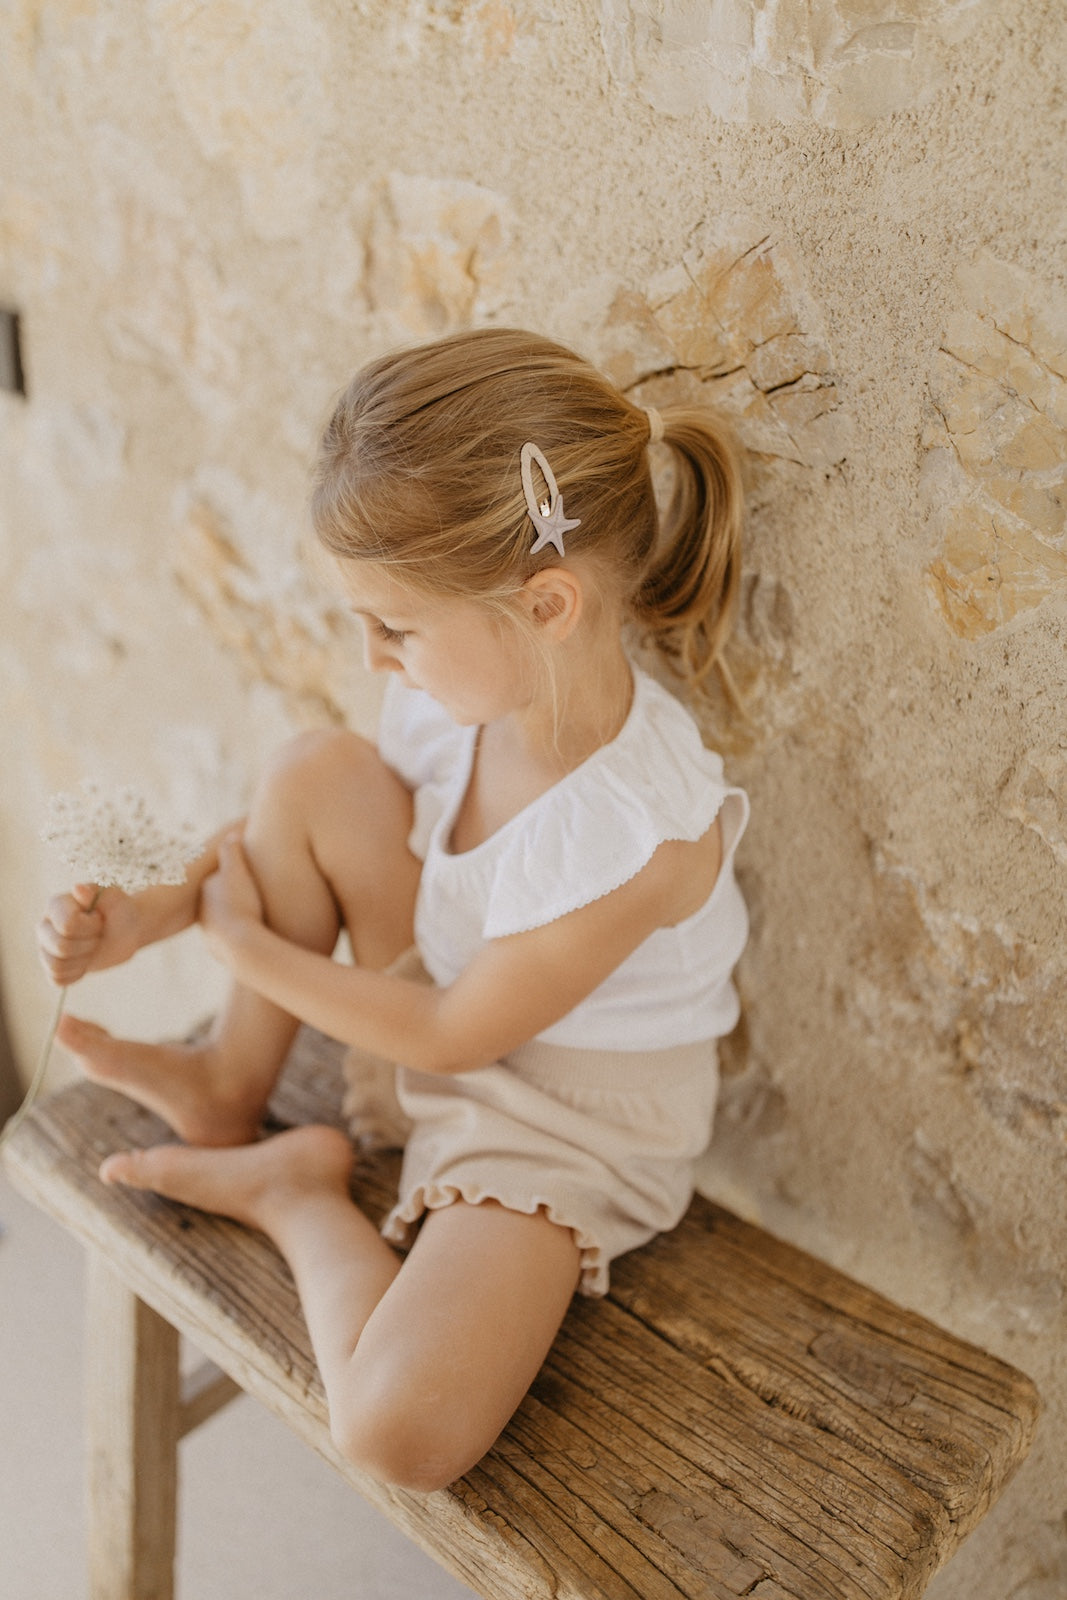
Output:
[0,2,1063,1592]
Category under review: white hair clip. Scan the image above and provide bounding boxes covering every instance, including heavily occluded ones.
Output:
[520,442,580,558]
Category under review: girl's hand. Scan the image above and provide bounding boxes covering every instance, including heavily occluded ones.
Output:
[198,831,265,960]
[36,883,145,986]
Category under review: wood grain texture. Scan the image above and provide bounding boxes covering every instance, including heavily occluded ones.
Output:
[2,1028,1040,1600]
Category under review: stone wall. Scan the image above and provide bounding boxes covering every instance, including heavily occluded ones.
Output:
[1,4,1063,1594]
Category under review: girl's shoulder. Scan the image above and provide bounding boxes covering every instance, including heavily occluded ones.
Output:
[483,666,749,939]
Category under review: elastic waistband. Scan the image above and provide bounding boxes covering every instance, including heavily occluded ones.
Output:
[506,1036,717,1091]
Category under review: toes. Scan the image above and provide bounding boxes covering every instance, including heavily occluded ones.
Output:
[98,1151,128,1185]
[100,1145,190,1192]
[56,1013,111,1051]
[99,1148,158,1188]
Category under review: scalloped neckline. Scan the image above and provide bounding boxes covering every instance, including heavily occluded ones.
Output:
[444,664,643,859]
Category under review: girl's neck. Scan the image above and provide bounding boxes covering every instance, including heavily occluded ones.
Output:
[505,630,634,777]
[452,636,633,855]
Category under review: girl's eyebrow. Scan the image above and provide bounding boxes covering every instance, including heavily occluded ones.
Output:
[352,607,412,624]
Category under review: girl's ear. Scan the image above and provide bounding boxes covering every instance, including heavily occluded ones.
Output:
[519,567,584,639]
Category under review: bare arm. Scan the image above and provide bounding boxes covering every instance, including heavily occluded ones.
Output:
[202,822,722,1073]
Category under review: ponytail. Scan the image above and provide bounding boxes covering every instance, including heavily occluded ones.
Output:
[632,406,744,693]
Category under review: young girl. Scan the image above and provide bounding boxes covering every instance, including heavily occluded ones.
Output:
[37,328,749,1493]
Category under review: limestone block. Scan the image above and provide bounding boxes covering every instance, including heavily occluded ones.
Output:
[598,0,993,127]
[80,125,248,422]
[148,0,334,241]
[172,485,363,728]
[972,1078,1067,1151]
[23,398,127,493]
[365,174,515,340]
[997,1515,1067,1600]
[869,844,1066,1172]
[4,398,133,676]
[597,214,848,471]
[104,225,247,424]
[469,0,523,62]
[905,1125,1064,1339]
[1001,745,1067,868]
[0,187,65,298]
[375,0,539,67]
[923,254,1067,638]
[907,1127,981,1241]
[874,850,1034,1021]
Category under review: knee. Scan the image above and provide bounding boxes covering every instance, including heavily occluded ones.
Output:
[260,728,371,796]
[251,729,380,832]
[329,1384,484,1494]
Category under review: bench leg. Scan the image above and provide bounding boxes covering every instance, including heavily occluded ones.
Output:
[86,1254,180,1600]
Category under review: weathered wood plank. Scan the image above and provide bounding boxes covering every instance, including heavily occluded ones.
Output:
[522,1311,947,1599]
[608,1203,1038,1541]
[1,1031,1040,1600]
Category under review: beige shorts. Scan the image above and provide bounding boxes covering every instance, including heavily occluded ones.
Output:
[341,954,719,1296]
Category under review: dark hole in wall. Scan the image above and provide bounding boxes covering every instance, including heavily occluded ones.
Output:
[0,310,26,397]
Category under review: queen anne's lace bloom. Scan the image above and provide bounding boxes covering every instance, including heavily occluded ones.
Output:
[41,781,203,894]
[0,785,207,1151]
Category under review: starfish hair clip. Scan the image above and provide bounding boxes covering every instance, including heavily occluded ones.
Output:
[520,442,581,558]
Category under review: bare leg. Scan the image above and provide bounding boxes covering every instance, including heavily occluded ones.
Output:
[333,1198,581,1489]
[62,731,420,1145]
[102,1136,581,1491]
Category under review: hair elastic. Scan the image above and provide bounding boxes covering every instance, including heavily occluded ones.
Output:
[520,442,581,558]
[644,406,665,444]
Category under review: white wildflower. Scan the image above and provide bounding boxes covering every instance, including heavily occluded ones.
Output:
[1,784,206,1150]
[41,780,204,894]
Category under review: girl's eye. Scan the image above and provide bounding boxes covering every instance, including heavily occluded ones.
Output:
[373,620,408,645]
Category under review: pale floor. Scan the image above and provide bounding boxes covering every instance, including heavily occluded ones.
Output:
[0,1170,479,1600]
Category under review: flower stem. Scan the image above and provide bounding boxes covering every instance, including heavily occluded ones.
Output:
[0,987,69,1150]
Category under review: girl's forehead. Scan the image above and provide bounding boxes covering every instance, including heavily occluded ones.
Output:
[334,560,429,618]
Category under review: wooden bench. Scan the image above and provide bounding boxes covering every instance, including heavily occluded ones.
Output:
[1,1027,1039,1600]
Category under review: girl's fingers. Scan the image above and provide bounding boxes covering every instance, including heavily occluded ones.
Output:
[36,925,97,963]
[36,888,109,985]
[45,893,103,940]
[43,960,86,987]
[37,896,105,985]
[36,940,90,984]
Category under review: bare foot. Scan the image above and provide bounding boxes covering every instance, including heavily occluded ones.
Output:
[57,1014,272,1147]
[100,1124,355,1233]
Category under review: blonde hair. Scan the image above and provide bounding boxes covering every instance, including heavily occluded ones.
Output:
[312,328,743,690]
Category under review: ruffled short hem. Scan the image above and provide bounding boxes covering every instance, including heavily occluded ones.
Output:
[381,1180,615,1297]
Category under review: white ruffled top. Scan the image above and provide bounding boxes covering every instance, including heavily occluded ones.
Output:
[377,666,749,1051]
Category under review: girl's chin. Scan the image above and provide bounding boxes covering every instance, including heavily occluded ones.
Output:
[432,699,477,725]
[414,681,500,725]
